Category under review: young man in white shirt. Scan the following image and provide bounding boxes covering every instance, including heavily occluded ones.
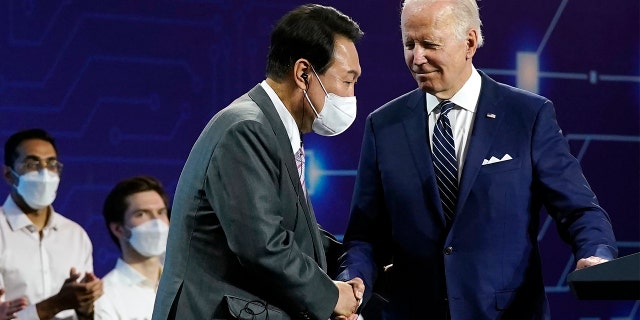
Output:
[0,128,103,320]
[95,176,170,320]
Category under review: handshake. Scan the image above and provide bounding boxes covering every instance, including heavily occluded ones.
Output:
[332,277,364,320]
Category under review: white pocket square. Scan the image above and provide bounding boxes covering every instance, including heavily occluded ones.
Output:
[482,154,512,165]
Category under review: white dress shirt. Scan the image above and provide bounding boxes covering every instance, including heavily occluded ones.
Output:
[426,66,482,178]
[94,259,160,320]
[260,80,302,153]
[0,196,94,320]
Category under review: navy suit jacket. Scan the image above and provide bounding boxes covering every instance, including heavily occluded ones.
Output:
[338,71,617,319]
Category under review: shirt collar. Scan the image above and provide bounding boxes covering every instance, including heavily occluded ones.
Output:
[114,258,159,287]
[426,66,482,114]
[2,195,59,232]
[260,80,302,153]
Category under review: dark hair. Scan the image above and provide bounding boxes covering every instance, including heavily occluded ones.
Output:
[103,175,170,249]
[266,4,363,80]
[4,128,58,168]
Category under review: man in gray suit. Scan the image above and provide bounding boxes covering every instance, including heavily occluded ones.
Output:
[152,4,364,320]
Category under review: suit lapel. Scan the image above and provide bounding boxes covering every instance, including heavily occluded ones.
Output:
[401,89,447,227]
[457,73,505,212]
[248,85,304,202]
[248,85,327,271]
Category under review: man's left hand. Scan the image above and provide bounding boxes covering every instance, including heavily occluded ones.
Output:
[575,256,609,270]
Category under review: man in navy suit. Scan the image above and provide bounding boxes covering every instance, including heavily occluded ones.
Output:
[337,0,617,319]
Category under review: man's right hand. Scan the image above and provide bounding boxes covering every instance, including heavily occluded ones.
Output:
[332,281,359,320]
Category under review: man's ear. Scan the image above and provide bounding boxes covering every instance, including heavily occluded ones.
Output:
[465,29,478,59]
[109,222,126,239]
[293,59,311,90]
[3,165,15,186]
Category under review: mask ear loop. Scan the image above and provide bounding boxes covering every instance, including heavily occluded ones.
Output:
[302,67,321,118]
[310,65,329,96]
[302,89,320,117]
[8,168,21,190]
[301,72,308,132]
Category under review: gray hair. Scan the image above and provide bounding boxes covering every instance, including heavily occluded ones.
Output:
[402,0,484,47]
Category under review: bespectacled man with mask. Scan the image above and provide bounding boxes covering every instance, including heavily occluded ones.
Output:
[95,176,170,320]
[0,128,103,320]
[152,4,364,320]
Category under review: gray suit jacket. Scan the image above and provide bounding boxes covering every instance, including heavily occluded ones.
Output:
[152,85,338,320]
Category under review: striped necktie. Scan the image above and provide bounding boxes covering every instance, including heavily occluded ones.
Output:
[295,146,306,196]
[432,100,458,225]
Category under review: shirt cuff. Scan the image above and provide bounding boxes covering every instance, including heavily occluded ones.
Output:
[16,304,41,320]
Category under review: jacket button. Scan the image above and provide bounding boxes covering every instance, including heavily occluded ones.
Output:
[443,246,453,255]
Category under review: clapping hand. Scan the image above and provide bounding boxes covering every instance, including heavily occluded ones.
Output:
[0,288,27,320]
[70,268,103,319]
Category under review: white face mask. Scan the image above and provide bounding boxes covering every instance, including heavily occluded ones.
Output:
[12,169,60,210]
[127,219,169,257]
[303,67,357,136]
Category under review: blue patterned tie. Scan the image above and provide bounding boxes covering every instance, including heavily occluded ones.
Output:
[432,100,458,225]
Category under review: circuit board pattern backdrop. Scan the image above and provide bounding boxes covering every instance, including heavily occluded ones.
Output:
[1,1,638,319]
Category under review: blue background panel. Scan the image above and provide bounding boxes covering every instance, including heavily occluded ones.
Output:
[1,1,638,318]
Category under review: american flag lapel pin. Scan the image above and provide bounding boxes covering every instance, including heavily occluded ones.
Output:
[486,113,496,119]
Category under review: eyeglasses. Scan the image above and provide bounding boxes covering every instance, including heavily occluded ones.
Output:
[17,159,64,174]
